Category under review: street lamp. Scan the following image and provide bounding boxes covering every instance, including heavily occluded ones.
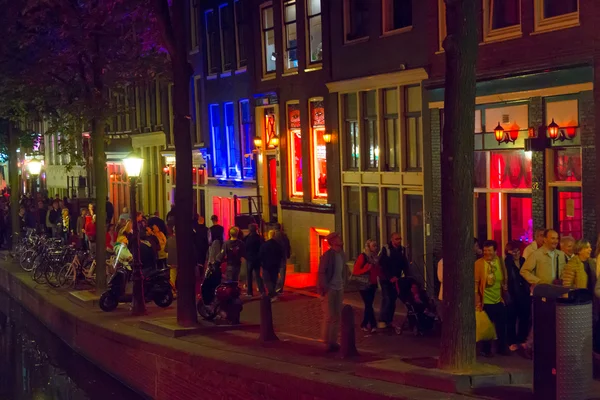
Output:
[27,158,42,198]
[123,151,145,316]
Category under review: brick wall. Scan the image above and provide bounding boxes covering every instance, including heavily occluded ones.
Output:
[528,97,546,231]
[579,91,597,242]
[428,109,443,262]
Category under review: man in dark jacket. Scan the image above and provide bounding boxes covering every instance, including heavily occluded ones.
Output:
[209,215,224,244]
[193,215,209,266]
[106,197,114,224]
[378,232,409,330]
[259,230,283,300]
[273,223,291,294]
[216,227,246,281]
[46,201,62,238]
[244,224,264,297]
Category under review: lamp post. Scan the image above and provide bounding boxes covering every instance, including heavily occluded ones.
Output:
[27,158,42,199]
[123,151,145,315]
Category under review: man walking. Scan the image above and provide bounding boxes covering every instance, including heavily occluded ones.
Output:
[317,232,348,352]
[273,223,291,294]
[260,230,283,301]
[209,215,224,244]
[378,232,409,331]
[216,227,246,281]
[244,224,264,297]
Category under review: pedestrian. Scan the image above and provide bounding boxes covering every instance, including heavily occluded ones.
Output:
[523,229,545,260]
[85,214,97,257]
[317,232,348,352]
[166,204,175,234]
[208,215,224,244]
[106,197,114,224]
[560,235,576,262]
[377,232,409,331]
[193,214,209,267]
[475,240,509,357]
[25,205,37,235]
[561,239,593,290]
[259,230,283,301]
[37,200,46,234]
[504,241,530,352]
[216,227,246,281]
[352,239,380,333]
[149,223,168,270]
[244,223,264,297]
[61,208,70,243]
[273,223,291,294]
[473,238,483,259]
[139,230,158,271]
[46,200,62,238]
[167,226,178,297]
[118,207,130,221]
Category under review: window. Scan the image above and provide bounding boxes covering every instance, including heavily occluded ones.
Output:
[234,0,248,68]
[553,148,581,182]
[343,93,359,170]
[205,10,220,75]
[310,99,327,198]
[139,84,148,129]
[365,188,380,244]
[239,100,255,179]
[438,0,446,51]
[190,0,199,49]
[306,0,322,64]
[534,0,578,33]
[283,1,298,71]
[382,0,412,33]
[210,105,227,178]
[287,103,303,197]
[383,88,399,171]
[363,90,378,170]
[219,3,235,72]
[346,186,361,258]
[490,151,532,189]
[483,0,521,42]
[344,0,369,42]
[404,86,422,171]
[385,189,400,240]
[224,103,240,179]
[149,82,157,127]
[261,4,276,76]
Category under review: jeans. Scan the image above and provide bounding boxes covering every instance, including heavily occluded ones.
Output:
[506,297,531,346]
[276,259,287,293]
[262,268,278,298]
[482,302,508,354]
[226,264,241,281]
[322,288,344,346]
[379,280,398,325]
[247,260,264,295]
[359,284,377,328]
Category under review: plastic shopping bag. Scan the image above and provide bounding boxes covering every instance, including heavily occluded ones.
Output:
[475,310,497,342]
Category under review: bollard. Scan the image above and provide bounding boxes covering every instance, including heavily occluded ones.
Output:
[259,296,278,342]
[340,304,359,358]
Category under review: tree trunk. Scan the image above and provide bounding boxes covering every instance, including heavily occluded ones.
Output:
[171,0,197,327]
[8,122,20,249]
[92,119,107,290]
[438,0,478,371]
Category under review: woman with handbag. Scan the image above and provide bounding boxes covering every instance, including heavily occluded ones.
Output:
[352,240,381,333]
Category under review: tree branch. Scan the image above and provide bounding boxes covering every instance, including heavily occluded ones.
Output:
[153,0,176,55]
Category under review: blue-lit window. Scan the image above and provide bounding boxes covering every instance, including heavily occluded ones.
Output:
[211,104,227,178]
[225,102,241,179]
[240,100,255,179]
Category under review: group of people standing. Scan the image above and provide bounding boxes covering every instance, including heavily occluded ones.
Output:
[438,229,600,359]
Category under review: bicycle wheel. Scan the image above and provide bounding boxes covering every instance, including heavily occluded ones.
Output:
[20,249,36,272]
[57,263,75,288]
[45,263,61,288]
[32,262,47,284]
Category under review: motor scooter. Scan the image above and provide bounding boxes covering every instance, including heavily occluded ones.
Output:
[99,261,173,312]
[196,263,243,324]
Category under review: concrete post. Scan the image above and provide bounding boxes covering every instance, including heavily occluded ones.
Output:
[340,305,359,358]
[259,296,278,342]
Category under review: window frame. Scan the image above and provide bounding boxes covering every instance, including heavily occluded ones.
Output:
[482,0,522,43]
[345,186,362,259]
[190,0,199,50]
[239,99,255,180]
[309,98,327,199]
[342,93,360,171]
[205,9,220,76]
[282,0,299,73]
[210,104,227,179]
[382,88,399,172]
[224,102,241,180]
[305,0,323,66]
[343,0,369,44]
[362,90,378,171]
[384,188,400,241]
[403,85,422,172]
[219,2,235,73]
[260,2,276,78]
[287,101,303,198]
[534,0,579,33]
[364,187,381,245]
[382,0,413,36]
[234,0,248,70]
[437,0,446,52]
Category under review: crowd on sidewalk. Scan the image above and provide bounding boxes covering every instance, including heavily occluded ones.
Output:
[437,229,600,359]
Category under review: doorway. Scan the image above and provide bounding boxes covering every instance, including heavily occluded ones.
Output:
[267,155,278,223]
[507,194,533,244]
[553,187,582,239]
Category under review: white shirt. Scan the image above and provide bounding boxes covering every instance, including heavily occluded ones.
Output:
[547,250,557,280]
[523,242,539,260]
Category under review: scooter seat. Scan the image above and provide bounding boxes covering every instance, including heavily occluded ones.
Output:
[144,268,168,279]
[221,280,239,287]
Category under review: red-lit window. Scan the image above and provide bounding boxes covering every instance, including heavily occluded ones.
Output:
[310,99,327,198]
[554,148,581,182]
[556,190,582,239]
[490,151,532,189]
[287,103,303,197]
[508,195,533,243]
[490,192,503,249]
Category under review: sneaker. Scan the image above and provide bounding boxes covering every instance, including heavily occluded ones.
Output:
[270,297,279,303]
[361,326,369,332]
[370,327,377,334]
[244,294,253,298]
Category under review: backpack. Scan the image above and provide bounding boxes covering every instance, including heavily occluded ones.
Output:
[226,240,242,265]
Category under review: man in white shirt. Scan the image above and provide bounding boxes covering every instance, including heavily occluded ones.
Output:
[523,229,545,260]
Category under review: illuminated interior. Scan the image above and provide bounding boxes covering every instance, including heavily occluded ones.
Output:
[287,103,303,197]
[210,104,226,178]
[310,100,327,198]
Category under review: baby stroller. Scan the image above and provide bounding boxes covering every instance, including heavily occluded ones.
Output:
[396,277,437,336]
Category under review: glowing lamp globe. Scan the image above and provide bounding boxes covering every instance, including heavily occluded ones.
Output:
[253,137,263,148]
[27,158,42,175]
[494,122,504,143]
[322,132,332,144]
[269,136,280,148]
[123,152,144,178]
[547,119,560,140]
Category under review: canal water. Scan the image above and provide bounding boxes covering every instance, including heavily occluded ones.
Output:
[0,293,148,400]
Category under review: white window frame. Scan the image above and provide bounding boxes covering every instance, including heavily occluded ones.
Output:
[190,0,199,50]
[282,0,299,73]
[534,0,579,33]
[219,3,233,73]
[234,0,247,71]
[343,0,369,44]
[260,2,276,78]
[305,0,323,67]
[286,100,303,198]
[482,0,522,43]
[205,9,219,76]
[381,0,413,36]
